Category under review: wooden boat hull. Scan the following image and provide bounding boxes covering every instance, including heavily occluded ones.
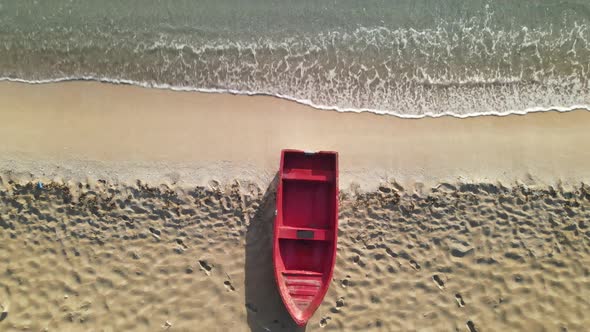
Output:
[273,149,339,326]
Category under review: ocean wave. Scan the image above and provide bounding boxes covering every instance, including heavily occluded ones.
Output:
[1,5,589,118]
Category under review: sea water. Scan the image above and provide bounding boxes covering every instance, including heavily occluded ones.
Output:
[1,0,589,117]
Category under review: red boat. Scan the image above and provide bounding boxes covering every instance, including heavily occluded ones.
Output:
[273,149,339,326]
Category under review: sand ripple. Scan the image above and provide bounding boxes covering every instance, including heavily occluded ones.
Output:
[0,177,589,331]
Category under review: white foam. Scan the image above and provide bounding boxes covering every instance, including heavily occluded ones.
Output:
[1,76,588,119]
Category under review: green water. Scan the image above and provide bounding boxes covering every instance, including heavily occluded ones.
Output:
[1,0,589,116]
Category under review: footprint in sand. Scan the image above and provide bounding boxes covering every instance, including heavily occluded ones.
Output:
[466,320,478,332]
[455,293,466,307]
[409,259,421,270]
[149,227,161,239]
[341,275,351,288]
[331,297,345,313]
[176,238,188,249]
[352,255,366,267]
[198,260,213,275]
[335,297,345,311]
[224,277,235,292]
[432,274,445,289]
[0,303,7,322]
[223,272,236,291]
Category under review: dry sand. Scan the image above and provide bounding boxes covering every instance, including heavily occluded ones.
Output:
[0,81,590,331]
[1,179,589,331]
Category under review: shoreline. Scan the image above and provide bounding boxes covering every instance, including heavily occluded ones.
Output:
[1,81,590,190]
[2,77,589,119]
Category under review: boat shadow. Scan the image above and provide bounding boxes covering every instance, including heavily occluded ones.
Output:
[245,173,307,332]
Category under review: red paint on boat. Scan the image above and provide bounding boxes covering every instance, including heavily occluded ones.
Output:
[273,149,339,326]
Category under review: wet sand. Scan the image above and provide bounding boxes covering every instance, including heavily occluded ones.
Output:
[0,81,590,331]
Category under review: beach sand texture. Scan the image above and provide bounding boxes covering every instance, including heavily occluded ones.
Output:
[0,82,589,331]
[1,179,589,331]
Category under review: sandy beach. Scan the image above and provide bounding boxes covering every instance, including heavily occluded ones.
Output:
[1,81,590,189]
[1,81,590,331]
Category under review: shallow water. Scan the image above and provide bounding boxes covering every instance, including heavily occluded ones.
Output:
[1,0,589,117]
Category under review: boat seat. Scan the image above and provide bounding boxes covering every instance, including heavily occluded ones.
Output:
[282,270,323,276]
[282,168,335,182]
[277,226,332,241]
